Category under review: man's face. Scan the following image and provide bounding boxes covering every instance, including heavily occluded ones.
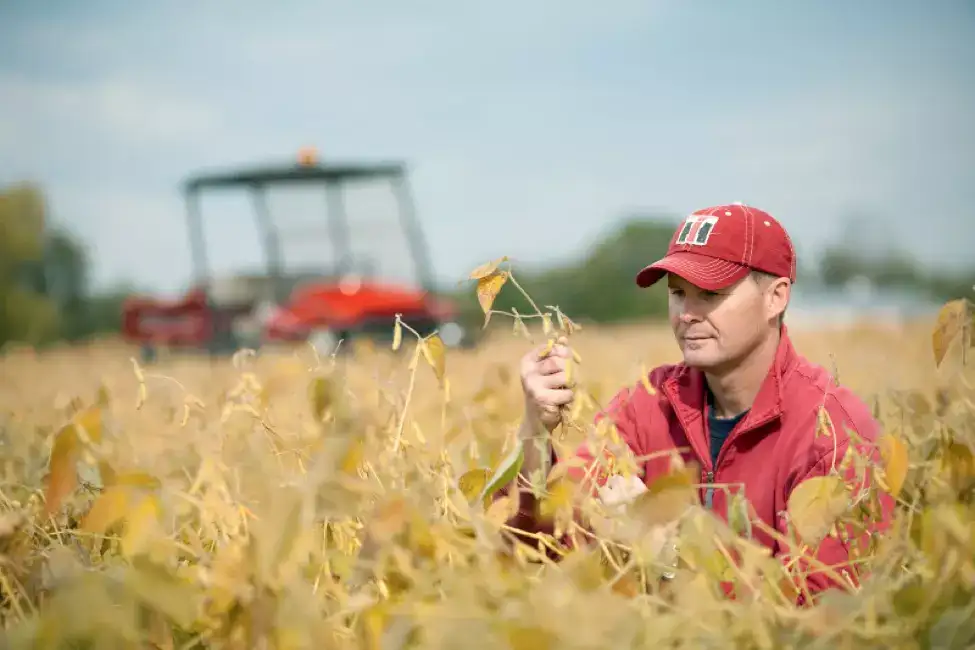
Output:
[666,272,787,372]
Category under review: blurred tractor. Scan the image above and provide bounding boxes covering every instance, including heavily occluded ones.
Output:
[120,149,473,361]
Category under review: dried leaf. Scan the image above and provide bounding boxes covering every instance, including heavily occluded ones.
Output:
[112,471,162,489]
[628,467,697,527]
[485,491,519,527]
[878,434,909,498]
[476,271,509,320]
[121,493,162,558]
[421,334,446,384]
[787,475,850,545]
[468,256,508,280]
[81,485,131,534]
[457,468,491,508]
[45,419,81,516]
[340,437,366,475]
[539,476,575,521]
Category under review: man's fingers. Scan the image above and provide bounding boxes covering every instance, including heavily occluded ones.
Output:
[537,371,573,390]
[537,387,574,407]
[536,356,567,375]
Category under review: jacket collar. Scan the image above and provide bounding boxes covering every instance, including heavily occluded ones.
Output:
[662,325,800,432]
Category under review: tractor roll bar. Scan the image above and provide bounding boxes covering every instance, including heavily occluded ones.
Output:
[180,159,437,301]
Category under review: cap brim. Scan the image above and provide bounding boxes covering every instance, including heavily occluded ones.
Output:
[635,251,751,291]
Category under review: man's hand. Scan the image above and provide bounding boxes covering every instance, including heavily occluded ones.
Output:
[519,336,576,435]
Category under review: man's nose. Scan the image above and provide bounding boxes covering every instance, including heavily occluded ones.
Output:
[679,299,705,323]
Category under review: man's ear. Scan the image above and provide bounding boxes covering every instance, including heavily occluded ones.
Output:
[768,277,791,321]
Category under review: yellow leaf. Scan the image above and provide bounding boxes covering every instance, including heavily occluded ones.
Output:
[113,471,162,490]
[121,493,161,558]
[878,434,909,498]
[629,467,698,527]
[308,376,336,422]
[539,477,575,521]
[392,318,403,351]
[932,298,973,367]
[468,256,508,280]
[340,437,366,476]
[476,271,509,318]
[421,334,446,384]
[940,442,975,496]
[45,421,80,516]
[72,406,103,445]
[361,602,389,650]
[505,623,554,650]
[81,485,131,534]
[485,491,519,527]
[457,468,491,508]
[787,475,850,545]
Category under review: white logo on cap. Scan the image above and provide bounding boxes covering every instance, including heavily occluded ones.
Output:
[676,215,718,246]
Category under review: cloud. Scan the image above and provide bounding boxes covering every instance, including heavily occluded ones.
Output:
[0,73,220,148]
[2,0,973,297]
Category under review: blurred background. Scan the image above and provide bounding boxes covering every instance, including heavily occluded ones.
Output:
[1,1,973,352]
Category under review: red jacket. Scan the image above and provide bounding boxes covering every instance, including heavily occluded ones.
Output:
[507,326,895,602]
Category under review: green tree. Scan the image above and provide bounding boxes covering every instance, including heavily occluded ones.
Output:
[0,183,61,346]
[454,214,678,327]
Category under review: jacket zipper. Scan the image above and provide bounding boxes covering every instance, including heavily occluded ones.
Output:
[704,412,778,511]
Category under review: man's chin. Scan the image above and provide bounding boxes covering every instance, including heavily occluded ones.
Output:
[680,350,719,369]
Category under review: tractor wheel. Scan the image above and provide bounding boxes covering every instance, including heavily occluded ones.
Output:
[140,344,158,365]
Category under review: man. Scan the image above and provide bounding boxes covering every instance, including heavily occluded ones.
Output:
[505,203,895,602]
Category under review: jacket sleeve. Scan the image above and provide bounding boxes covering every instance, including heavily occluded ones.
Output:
[502,385,643,539]
[776,407,897,605]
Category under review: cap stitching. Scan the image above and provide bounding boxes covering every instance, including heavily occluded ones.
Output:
[744,207,753,266]
[659,256,747,284]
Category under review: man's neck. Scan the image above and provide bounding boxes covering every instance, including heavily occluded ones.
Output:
[705,330,780,418]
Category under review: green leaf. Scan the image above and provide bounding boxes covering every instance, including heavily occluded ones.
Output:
[479,440,524,504]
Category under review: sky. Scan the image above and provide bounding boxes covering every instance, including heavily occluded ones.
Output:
[1,0,973,297]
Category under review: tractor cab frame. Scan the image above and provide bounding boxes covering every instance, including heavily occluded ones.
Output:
[121,150,470,360]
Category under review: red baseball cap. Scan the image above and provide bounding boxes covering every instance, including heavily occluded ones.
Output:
[635,203,797,290]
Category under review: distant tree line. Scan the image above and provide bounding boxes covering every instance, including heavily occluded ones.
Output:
[2,181,972,349]
[448,216,974,329]
[1,183,131,349]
